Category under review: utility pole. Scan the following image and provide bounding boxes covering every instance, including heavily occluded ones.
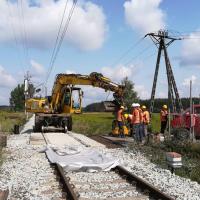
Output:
[24,71,31,118]
[145,30,183,114]
[189,80,196,142]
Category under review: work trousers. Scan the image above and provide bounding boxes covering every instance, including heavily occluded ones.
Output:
[142,124,148,137]
[133,123,143,142]
[117,121,125,138]
[160,121,167,133]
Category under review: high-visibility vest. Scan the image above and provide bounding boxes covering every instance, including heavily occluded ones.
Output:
[143,110,150,124]
[138,108,143,123]
[132,108,141,124]
[117,109,123,121]
[160,110,168,122]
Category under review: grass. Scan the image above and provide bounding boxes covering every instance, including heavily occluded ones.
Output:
[0,110,26,165]
[72,112,161,136]
[0,111,26,133]
[150,113,160,133]
[72,112,114,136]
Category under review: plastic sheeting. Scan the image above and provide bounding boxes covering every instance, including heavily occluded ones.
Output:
[42,145,120,172]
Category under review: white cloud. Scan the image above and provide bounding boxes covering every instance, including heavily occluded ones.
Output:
[101,64,136,82]
[124,0,165,34]
[0,66,17,88]
[66,70,76,74]
[30,60,45,75]
[0,0,107,50]
[82,86,108,106]
[135,84,149,99]
[182,75,197,86]
[180,31,200,67]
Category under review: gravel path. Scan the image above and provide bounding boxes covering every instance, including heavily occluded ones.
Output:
[0,116,200,200]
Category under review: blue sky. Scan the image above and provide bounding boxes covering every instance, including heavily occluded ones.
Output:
[0,0,200,105]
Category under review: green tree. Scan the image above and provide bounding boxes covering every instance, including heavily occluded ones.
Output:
[121,77,139,111]
[10,84,25,111]
[9,83,35,111]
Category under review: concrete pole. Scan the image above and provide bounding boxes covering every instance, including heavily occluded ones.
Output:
[192,101,196,142]
[168,108,171,138]
[190,80,192,140]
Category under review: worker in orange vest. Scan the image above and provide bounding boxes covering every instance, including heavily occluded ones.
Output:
[160,105,168,133]
[117,105,125,138]
[131,103,143,143]
[141,105,150,137]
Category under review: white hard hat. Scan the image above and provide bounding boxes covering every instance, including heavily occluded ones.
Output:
[132,103,137,107]
[136,103,140,107]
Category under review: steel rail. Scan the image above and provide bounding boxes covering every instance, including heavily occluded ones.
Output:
[115,166,174,200]
[54,163,78,200]
[0,190,9,200]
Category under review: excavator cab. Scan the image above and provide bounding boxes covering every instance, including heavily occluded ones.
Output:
[61,87,82,114]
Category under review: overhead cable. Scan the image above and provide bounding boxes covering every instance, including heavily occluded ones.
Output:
[124,43,153,66]
[19,0,30,67]
[16,0,30,70]
[6,0,25,73]
[48,0,69,77]
[110,37,145,67]
[45,0,78,85]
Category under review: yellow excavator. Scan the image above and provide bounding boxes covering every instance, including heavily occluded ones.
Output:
[26,72,125,133]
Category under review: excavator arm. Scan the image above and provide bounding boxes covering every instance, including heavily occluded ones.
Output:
[50,72,125,112]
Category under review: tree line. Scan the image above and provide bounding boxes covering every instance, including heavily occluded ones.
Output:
[84,98,200,113]
[8,77,200,112]
[84,77,200,113]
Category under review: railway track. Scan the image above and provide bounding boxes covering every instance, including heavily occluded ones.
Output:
[41,133,174,200]
[53,163,174,200]
[0,190,9,200]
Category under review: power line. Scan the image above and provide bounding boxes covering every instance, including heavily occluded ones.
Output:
[47,0,78,80]
[16,0,29,70]
[48,0,69,75]
[6,0,25,73]
[124,43,153,66]
[19,0,30,67]
[45,0,78,85]
[110,37,145,67]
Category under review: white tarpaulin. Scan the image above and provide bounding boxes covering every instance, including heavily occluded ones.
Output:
[42,145,120,172]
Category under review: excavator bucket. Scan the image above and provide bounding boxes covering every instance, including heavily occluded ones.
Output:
[103,101,117,112]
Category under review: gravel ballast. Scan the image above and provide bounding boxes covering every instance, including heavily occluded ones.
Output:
[0,134,64,199]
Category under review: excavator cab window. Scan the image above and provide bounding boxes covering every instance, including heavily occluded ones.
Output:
[72,89,81,109]
[64,92,71,106]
